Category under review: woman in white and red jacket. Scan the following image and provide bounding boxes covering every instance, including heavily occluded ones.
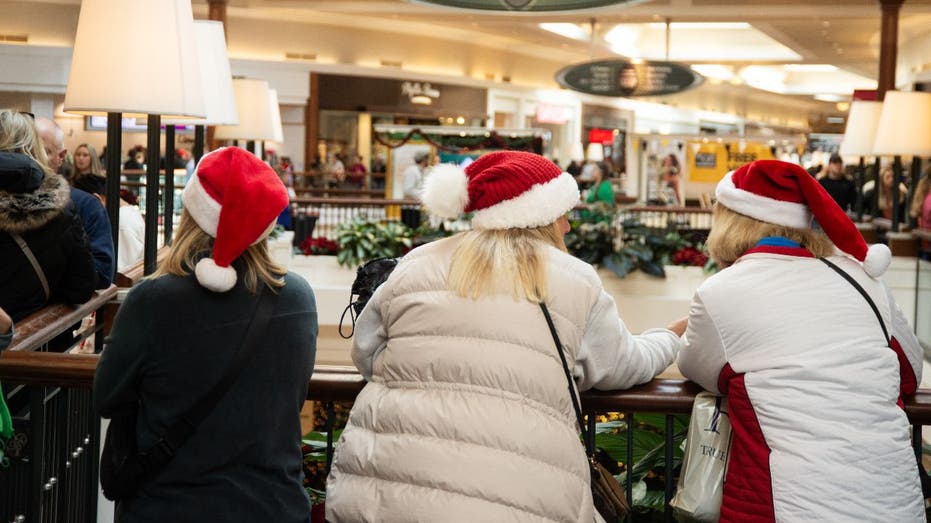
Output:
[678,160,924,522]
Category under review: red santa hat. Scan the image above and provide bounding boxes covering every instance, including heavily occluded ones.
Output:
[422,151,579,229]
[181,147,289,292]
[716,159,891,277]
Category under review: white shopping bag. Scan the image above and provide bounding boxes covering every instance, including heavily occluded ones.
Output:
[670,392,732,522]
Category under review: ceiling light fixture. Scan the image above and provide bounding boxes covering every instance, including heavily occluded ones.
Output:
[410,0,643,12]
[539,23,589,41]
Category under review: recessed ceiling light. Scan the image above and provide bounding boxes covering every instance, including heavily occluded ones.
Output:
[539,23,589,41]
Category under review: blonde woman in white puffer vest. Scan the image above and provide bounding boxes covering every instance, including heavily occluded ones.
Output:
[326,151,686,523]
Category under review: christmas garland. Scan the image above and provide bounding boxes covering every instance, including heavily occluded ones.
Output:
[372,128,542,154]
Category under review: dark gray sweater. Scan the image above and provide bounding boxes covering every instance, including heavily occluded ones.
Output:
[95,270,318,523]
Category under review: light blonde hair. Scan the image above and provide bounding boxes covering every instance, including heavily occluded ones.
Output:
[0,109,54,176]
[706,203,835,267]
[447,221,567,302]
[72,143,103,178]
[152,211,285,293]
[910,171,931,219]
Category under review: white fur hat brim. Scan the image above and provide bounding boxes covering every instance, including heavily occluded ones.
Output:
[472,172,580,230]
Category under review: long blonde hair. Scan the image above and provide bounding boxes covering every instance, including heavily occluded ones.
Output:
[447,222,567,302]
[72,143,103,178]
[706,203,835,267]
[0,110,54,176]
[152,211,286,293]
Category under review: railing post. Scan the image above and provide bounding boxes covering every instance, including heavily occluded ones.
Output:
[28,386,46,520]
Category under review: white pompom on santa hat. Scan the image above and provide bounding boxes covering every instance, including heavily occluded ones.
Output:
[422,151,580,230]
[182,147,289,292]
[715,159,891,277]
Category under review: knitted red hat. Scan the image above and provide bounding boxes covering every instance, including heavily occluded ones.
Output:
[422,151,580,229]
[182,147,289,292]
[716,159,891,277]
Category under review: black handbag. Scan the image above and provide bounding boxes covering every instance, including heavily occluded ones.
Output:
[100,285,275,501]
[540,302,631,521]
[819,257,931,499]
[338,257,398,338]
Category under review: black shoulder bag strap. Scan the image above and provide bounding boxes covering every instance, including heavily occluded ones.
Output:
[140,285,276,470]
[819,257,931,497]
[540,302,593,457]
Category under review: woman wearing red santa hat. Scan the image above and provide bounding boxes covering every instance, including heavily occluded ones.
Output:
[678,159,924,522]
[95,147,318,523]
[326,151,686,523]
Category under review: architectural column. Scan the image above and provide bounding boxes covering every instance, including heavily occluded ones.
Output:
[878,0,904,100]
[304,72,320,174]
[206,0,228,151]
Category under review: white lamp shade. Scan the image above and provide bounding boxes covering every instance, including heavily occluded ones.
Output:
[268,89,285,143]
[839,101,882,157]
[586,142,604,162]
[64,0,205,118]
[570,142,585,161]
[164,21,237,126]
[872,91,931,156]
[214,79,277,141]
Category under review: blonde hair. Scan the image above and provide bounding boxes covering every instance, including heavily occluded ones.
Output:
[911,171,931,219]
[447,222,567,302]
[706,203,835,267]
[0,110,54,176]
[152,211,286,293]
[72,143,103,178]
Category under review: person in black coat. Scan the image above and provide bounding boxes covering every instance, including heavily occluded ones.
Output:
[0,110,95,321]
[95,147,318,523]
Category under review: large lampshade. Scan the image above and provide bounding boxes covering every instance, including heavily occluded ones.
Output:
[64,0,204,118]
[586,142,604,162]
[872,91,931,156]
[164,21,237,126]
[214,79,277,141]
[570,142,585,161]
[839,101,882,157]
[268,89,285,143]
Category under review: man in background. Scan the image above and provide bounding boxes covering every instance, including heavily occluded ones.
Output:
[818,153,857,212]
[35,117,114,288]
[401,151,429,229]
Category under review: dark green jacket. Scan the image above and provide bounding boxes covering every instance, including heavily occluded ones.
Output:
[95,270,318,523]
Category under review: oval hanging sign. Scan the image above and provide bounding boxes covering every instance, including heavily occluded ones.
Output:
[555,59,703,97]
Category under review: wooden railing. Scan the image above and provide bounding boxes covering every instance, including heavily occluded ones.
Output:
[7,287,116,353]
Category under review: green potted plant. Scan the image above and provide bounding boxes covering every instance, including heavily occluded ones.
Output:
[335,219,413,268]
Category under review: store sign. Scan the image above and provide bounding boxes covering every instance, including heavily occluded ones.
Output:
[687,141,773,183]
[536,103,572,124]
[556,59,703,97]
[401,81,441,105]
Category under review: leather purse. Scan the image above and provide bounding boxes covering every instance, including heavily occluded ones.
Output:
[540,302,630,521]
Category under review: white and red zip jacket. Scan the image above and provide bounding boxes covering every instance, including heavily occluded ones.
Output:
[678,246,924,522]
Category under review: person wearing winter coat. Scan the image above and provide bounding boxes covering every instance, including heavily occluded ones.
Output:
[678,159,924,522]
[95,148,318,523]
[326,151,686,523]
[0,110,95,321]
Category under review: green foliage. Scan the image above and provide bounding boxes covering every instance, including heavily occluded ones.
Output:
[336,219,413,267]
[566,205,715,279]
[594,414,690,516]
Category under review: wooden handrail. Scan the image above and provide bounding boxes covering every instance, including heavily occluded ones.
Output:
[291,197,420,206]
[912,228,931,242]
[7,286,118,352]
[4,359,931,424]
[114,247,169,288]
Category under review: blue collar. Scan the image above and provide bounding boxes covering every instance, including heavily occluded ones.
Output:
[755,236,801,248]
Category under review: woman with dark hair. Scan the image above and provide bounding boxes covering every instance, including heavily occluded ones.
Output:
[661,153,682,205]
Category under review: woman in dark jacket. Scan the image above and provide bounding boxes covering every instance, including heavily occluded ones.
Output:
[95,147,318,523]
[0,110,95,321]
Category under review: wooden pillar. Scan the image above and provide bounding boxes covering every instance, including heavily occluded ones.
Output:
[305,72,320,173]
[206,0,228,152]
[878,0,904,100]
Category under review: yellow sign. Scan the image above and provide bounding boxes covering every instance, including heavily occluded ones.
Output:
[687,141,774,183]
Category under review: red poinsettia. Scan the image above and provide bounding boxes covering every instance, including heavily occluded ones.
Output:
[671,246,708,267]
[300,236,339,256]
